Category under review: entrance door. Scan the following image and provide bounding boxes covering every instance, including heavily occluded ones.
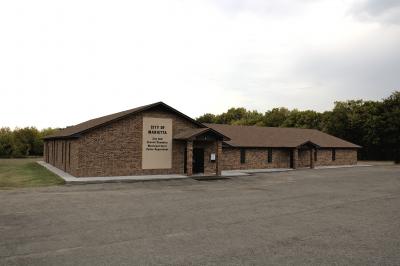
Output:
[193,148,204,174]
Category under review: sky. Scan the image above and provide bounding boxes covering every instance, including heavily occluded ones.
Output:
[1,0,399,129]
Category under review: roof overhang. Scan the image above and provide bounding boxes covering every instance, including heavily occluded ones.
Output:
[174,128,230,141]
[42,135,80,140]
[296,141,321,149]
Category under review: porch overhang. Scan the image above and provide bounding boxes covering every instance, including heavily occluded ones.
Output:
[174,128,230,141]
[296,141,320,149]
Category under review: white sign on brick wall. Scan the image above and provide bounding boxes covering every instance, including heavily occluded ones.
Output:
[142,117,172,169]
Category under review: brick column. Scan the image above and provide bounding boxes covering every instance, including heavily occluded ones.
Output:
[186,141,193,176]
[216,140,222,176]
[292,148,298,169]
[310,148,315,169]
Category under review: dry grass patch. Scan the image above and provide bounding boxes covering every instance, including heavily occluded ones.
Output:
[0,158,64,189]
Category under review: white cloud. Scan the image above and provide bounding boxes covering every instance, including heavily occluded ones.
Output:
[350,0,400,24]
[0,0,398,128]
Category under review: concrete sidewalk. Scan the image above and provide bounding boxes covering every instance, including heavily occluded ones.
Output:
[221,165,372,176]
[37,161,188,184]
[38,161,294,184]
[315,164,372,169]
[38,161,373,184]
[222,168,293,176]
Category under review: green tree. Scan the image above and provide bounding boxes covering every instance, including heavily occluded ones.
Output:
[231,110,264,126]
[380,91,400,162]
[215,107,248,124]
[0,127,14,157]
[12,127,40,157]
[196,113,216,123]
[263,108,290,127]
[322,99,384,160]
[281,110,323,129]
[0,127,58,158]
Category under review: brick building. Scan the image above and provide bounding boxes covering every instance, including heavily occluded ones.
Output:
[43,102,360,177]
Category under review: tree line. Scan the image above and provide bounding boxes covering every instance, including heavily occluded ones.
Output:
[0,127,57,158]
[197,91,400,162]
[0,91,398,161]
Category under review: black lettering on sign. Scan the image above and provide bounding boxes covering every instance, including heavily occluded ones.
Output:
[142,117,172,169]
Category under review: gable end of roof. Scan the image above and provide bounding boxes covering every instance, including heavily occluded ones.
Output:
[44,102,205,140]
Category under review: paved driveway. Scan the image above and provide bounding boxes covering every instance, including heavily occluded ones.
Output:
[1,166,400,265]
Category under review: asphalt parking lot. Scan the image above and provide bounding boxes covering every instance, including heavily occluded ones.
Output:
[1,165,400,266]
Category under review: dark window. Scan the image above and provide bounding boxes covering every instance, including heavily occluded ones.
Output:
[61,142,64,163]
[240,149,246,164]
[183,148,187,173]
[332,148,336,161]
[314,149,317,161]
[68,143,71,167]
[53,141,56,163]
[52,141,55,163]
[46,142,49,162]
[267,148,272,163]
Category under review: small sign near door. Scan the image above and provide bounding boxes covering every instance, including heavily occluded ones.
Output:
[210,153,216,161]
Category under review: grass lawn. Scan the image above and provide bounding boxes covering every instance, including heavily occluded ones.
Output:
[0,158,65,189]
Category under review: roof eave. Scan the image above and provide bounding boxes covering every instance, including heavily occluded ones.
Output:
[43,135,80,140]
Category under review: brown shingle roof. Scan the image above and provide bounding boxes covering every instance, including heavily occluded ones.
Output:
[44,102,204,139]
[204,123,360,148]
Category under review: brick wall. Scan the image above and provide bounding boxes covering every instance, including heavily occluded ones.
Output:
[298,149,311,168]
[71,107,198,177]
[222,147,357,170]
[314,148,357,166]
[221,147,291,170]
